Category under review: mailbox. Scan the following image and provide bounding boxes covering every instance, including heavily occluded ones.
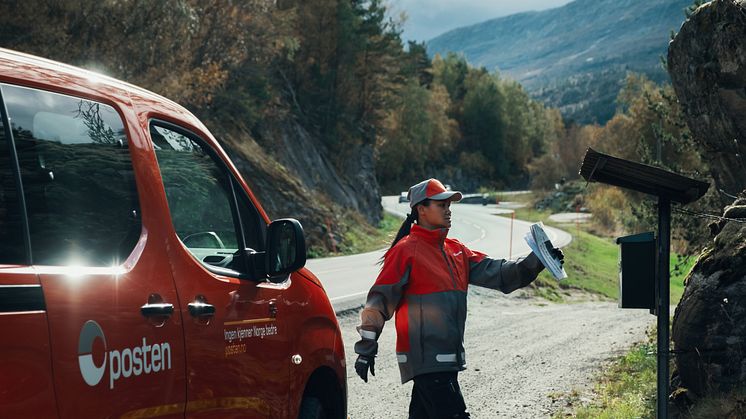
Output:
[616,232,656,309]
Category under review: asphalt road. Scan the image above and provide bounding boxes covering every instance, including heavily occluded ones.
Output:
[306,196,572,312]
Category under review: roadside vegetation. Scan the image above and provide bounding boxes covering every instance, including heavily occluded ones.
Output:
[307,212,402,258]
[550,330,658,418]
[550,328,746,419]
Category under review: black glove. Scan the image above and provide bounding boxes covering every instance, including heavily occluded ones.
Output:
[355,355,375,383]
[547,242,565,265]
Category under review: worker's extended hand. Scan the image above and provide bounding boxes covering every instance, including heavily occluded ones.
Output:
[545,242,565,265]
[549,247,565,265]
[355,355,375,383]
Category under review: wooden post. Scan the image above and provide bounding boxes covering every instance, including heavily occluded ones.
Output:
[657,197,671,419]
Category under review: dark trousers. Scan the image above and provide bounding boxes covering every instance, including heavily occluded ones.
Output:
[408,372,470,419]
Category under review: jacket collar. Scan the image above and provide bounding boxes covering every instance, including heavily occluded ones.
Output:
[410,223,449,246]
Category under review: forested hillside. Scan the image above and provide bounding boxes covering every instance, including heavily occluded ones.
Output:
[0,1,568,251]
[427,0,694,124]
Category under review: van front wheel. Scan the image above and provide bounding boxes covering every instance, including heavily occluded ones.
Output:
[299,396,327,419]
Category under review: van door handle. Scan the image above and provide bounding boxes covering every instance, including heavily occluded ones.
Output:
[269,300,278,318]
[141,302,174,317]
[188,301,216,318]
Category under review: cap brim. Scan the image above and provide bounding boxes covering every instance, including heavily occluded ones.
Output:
[429,191,463,202]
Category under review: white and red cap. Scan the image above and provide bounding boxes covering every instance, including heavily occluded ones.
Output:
[407,178,463,208]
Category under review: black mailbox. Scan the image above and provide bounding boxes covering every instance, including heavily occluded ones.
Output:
[616,232,656,309]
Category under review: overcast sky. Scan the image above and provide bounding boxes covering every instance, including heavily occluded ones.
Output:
[388,0,573,42]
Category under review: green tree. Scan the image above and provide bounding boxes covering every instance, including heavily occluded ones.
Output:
[432,53,469,106]
[402,41,433,87]
[0,0,284,118]
[377,80,458,190]
[461,70,506,180]
[590,74,714,253]
[288,0,404,158]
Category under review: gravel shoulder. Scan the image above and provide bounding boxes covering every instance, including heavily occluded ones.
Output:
[339,287,653,418]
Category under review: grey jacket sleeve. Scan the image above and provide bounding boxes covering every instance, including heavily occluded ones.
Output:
[468,252,544,293]
[354,265,411,358]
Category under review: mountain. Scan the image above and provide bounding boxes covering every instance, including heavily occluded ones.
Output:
[427,0,694,124]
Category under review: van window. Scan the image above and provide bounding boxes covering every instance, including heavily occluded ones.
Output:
[0,96,25,264]
[151,123,263,274]
[2,84,141,266]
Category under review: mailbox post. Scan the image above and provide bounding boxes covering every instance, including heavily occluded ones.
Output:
[657,197,671,418]
[580,148,708,419]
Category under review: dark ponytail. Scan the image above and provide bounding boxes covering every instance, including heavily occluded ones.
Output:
[391,212,417,247]
[379,199,429,264]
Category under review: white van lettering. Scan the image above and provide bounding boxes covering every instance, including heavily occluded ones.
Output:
[107,338,172,389]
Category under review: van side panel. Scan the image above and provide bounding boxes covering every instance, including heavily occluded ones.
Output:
[0,269,57,418]
[285,270,347,418]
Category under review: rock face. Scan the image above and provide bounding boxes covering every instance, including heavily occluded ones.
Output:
[257,118,381,226]
[668,0,746,197]
[219,116,381,252]
[672,197,746,396]
[668,0,746,397]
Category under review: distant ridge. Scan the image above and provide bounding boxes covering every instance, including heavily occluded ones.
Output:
[427,0,693,124]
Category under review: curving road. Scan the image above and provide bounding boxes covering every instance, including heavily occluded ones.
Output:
[306,196,572,312]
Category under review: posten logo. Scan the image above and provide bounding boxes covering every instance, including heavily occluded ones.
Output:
[77,320,173,389]
[78,320,107,386]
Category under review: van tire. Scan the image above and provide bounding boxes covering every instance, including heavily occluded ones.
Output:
[299,396,327,419]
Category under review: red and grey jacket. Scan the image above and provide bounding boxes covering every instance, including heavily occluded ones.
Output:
[355,223,544,383]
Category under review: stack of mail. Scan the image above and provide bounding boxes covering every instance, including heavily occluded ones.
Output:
[524,222,567,280]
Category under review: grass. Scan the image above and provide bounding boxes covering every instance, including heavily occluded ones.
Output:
[307,211,403,258]
[338,211,402,254]
[549,321,746,419]
[548,325,746,419]
[670,254,696,306]
[551,331,658,418]
[529,228,620,302]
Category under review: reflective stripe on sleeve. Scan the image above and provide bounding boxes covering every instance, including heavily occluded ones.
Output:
[397,354,408,363]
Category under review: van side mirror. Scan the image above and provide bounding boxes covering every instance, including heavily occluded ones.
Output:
[266,218,306,282]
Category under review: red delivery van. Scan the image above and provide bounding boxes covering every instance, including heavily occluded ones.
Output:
[0,48,346,418]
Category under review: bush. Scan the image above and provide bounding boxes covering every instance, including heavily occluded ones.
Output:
[587,186,626,233]
[528,153,564,191]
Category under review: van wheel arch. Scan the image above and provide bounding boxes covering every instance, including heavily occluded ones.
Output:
[298,367,345,419]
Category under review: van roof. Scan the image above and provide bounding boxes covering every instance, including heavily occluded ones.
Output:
[0,47,205,130]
